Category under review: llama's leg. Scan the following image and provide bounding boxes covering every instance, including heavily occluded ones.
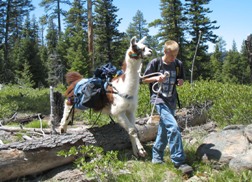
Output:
[117,112,147,157]
[59,100,72,133]
[125,111,147,157]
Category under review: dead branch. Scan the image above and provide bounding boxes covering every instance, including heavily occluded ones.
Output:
[0,113,44,125]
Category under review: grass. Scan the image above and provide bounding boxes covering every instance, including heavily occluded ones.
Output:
[1,81,252,181]
[24,120,49,128]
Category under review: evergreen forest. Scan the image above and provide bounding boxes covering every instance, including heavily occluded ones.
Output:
[0,0,251,88]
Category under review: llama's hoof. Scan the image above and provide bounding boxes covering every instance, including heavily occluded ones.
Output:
[138,148,147,158]
[59,126,67,134]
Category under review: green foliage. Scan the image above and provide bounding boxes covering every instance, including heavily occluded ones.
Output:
[58,0,90,76]
[58,145,124,181]
[149,0,187,61]
[209,37,226,81]
[126,10,149,40]
[24,120,49,128]
[222,46,241,83]
[177,80,252,127]
[137,84,152,117]
[74,109,112,127]
[0,85,50,118]
[184,0,219,80]
[117,161,169,182]
[94,0,125,67]
[15,61,35,88]
[208,167,252,182]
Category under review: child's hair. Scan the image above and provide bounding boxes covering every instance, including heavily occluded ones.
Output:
[164,40,179,52]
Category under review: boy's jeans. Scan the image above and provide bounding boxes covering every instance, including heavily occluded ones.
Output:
[152,103,185,166]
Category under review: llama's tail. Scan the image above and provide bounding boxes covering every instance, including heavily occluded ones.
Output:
[65,71,83,85]
[64,72,83,105]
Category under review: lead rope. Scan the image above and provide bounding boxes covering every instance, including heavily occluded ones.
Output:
[147,82,161,125]
[138,63,170,125]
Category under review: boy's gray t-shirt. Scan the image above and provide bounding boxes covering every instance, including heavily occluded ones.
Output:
[144,58,178,109]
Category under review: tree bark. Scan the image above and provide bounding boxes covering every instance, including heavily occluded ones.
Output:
[0,121,157,181]
[49,87,64,133]
[88,0,94,73]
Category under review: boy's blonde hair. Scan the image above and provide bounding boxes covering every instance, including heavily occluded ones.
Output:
[164,40,179,52]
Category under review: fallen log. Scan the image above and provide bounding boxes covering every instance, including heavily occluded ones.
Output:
[0,113,44,125]
[0,101,212,181]
[0,120,158,181]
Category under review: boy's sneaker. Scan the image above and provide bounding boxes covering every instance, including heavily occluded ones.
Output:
[152,159,165,164]
[175,164,193,174]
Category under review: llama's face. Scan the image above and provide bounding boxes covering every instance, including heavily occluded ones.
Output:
[128,36,152,59]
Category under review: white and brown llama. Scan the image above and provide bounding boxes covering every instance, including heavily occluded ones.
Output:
[59,36,152,157]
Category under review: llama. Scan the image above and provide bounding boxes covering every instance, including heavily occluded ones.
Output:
[59,36,152,157]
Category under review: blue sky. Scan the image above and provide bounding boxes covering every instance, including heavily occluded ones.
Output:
[113,0,252,52]
[32,0,252,52]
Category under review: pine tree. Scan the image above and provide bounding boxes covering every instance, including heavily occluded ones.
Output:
[209,37,226,81]
[1,0,34,83]
[126,10,158,65]
[0,49,4,82]
[222,41,241,84]
[149,0,186,61]
[46,17,63,86]
[126,10,149,40]
[9,15,46,87]
[0,1,5,82]
[239,41,251,84]
[39,15,48,46]
[39,0,71,39]
[58,0,89,76]
[245,34,252,83]
[184,0,219,80]
[0,1,5,45]
[38,15,49,86]
[93,0,124,67]
[15,61,35,88]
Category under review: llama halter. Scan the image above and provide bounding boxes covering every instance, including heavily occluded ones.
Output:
[129,45,145,59]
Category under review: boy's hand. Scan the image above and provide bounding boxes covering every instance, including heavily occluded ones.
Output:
[177,79,184,86]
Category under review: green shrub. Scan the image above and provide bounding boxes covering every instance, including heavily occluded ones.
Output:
[0,85,50,118]
[177,80,252,127]
[58,145,124,181]
[1,81,252,128]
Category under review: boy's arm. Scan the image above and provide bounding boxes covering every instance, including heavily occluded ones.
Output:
[142,75,166,84]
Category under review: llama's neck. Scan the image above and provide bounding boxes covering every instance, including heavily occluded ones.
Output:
[122,57,141,94]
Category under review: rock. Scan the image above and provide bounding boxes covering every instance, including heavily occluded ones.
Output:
[196,127,249,164]
[229,149,252,172]
[244,124,252,142]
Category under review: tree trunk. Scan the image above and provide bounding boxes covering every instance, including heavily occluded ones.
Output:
[245,34,252,83]
[88,0,94,73]
[4,0,11,68]
[57,0,61,39]
[49,87,64,133]
[0,121,157,181]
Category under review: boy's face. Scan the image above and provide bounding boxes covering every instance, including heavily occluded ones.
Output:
[165,50,178,62]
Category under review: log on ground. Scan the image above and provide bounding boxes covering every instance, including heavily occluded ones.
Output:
[0,121,158,181]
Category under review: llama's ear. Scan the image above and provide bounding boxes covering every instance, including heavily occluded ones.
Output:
[138,36,147,44]
[130,36,137,45]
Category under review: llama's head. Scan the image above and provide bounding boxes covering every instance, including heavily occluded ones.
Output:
[127,36,152,60]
